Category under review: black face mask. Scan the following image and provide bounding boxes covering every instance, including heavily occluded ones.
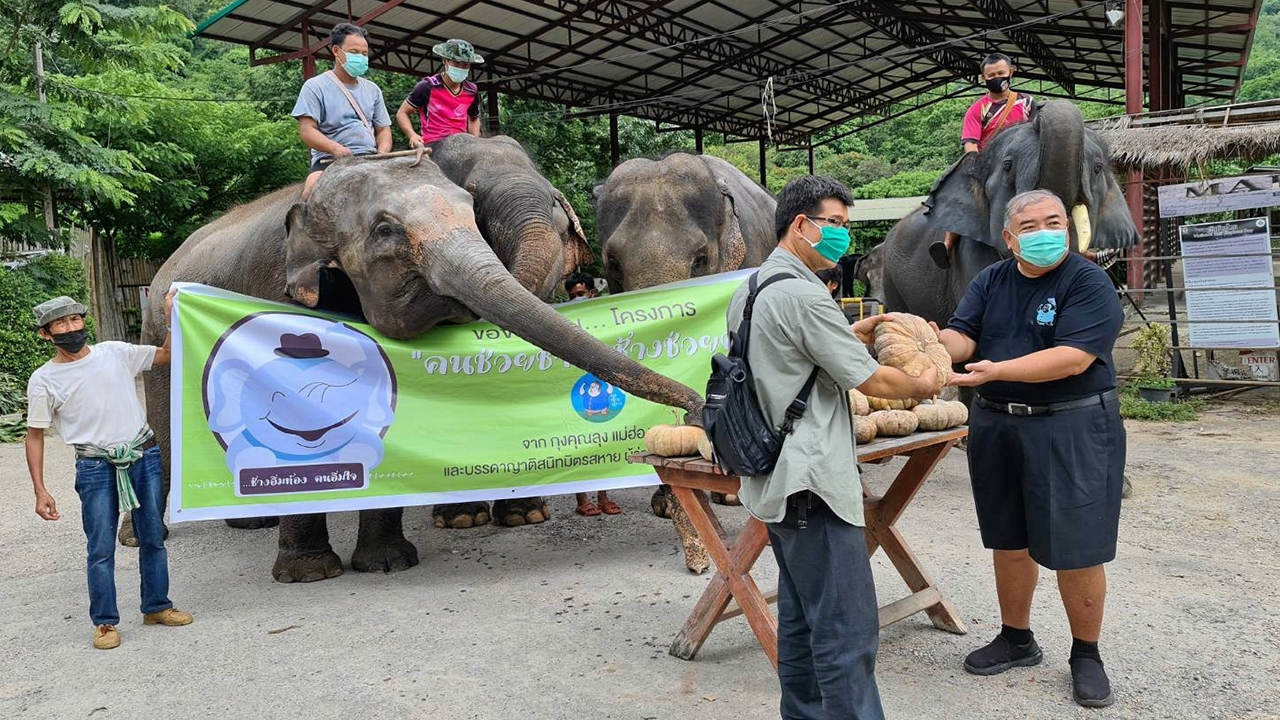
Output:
[985,76,1011,94]
[51,328,88,353]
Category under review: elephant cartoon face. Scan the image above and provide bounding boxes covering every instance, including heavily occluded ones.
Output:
[203,313,396,485]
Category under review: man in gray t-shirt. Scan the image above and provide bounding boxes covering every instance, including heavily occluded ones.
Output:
[291,22,392,199]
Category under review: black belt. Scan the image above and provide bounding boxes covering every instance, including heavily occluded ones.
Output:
[976,389,1117,417]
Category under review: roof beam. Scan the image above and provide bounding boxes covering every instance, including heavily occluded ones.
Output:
[246,0,416,65]
[250,0,343,50]
[375,0,493,59]
[836,1,975,78]
[965,0,1075,94]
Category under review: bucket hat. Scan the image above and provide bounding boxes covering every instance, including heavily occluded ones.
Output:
[433,39,484,64]
[33,295,88,328]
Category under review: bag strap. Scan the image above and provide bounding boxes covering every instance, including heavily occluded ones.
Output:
[988,91,1020,136]
[324,71,375,138]
[740,271,822,434]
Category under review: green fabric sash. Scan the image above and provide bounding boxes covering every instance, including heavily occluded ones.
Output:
[74,425,155,514]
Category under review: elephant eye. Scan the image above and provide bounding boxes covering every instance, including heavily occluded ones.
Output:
[691,254,709,277]
[1002,157,1013,172]
[1093,162,1103,175]
[374,221,400,239]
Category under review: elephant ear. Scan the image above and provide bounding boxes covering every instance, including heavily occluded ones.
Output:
[207,359,254,435]
[715,179,747,271]
[554,191,595,273]
[284,203,328,308]
[923,153,998,250]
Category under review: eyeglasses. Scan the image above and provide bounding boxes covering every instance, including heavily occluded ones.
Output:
[805,214,853,231]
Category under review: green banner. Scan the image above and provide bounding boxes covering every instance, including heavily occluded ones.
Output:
[169,273,746,522]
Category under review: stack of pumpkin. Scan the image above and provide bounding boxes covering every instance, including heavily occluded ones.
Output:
[850,312,968,444]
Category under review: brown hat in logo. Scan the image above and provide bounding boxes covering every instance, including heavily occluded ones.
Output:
[275,332,329,359]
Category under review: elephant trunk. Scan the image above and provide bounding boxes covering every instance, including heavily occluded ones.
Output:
[421,229,706,423]
[482,180,562,299]
[1035,102,1085,209]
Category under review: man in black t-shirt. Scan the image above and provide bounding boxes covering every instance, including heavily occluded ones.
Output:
[934,189,1125,709]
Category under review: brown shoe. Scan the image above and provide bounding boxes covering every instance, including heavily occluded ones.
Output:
[143,608,193,626]
[94,624,121,650]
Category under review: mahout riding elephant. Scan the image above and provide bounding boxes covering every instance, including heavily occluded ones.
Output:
[425,133,594,529]
[879,101,1139,324]
[133,154,704,582]
[596,152,776,293]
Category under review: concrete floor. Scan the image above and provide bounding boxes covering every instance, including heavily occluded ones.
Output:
[2,403,1278,720]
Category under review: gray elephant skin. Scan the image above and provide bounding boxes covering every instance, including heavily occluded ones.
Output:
[879,101,1139,324]
[136,139,704,583]
[596,153,777,292]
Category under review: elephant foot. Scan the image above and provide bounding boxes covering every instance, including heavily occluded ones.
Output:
[225,516,280,530]
[710,492,741,506]
[273,548,344,583]
[493,498,550,527]
[433,502,491,529]
[667,493,709,575]
[650,486,673,519]
[351,537,420,574]
[118,518,168,548]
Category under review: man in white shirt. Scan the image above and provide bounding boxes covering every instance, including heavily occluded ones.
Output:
[25,293,193,650]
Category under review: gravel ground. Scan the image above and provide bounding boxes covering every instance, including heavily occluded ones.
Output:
[2,403,1278,720]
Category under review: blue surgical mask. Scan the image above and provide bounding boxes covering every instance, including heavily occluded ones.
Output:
[446,66,469,83]
[341,51,369,77]
[1015,228,1068,268]
[805,218,852,263]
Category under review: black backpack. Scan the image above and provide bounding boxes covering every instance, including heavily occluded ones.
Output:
[703,272,819,477]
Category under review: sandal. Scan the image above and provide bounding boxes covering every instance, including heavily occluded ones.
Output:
[599,499,622,515]
[575,501,602,517]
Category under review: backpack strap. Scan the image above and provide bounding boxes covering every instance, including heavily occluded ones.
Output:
[740,271,822,435]
[324,71,375,140]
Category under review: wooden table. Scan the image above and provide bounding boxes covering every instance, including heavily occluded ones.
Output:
[629,427,969,668]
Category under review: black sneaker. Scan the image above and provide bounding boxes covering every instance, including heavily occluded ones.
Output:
[929,240,952,269]
[963,632,1044,676]
[1070,657,1115,708]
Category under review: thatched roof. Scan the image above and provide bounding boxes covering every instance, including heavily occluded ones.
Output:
[1092,121,1280,173]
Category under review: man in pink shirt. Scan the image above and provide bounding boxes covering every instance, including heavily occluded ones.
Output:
[932,53,1037,269]
[397,39,484,149]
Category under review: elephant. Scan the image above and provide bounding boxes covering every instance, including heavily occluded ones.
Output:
[425,132,595,529]
[879,100,1139,325]
[596,152,777,293]
[132,152,704,583]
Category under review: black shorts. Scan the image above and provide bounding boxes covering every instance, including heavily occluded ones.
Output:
[967,393,1125,571]
[309,157,331,173]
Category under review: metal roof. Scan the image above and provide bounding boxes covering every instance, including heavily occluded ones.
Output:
[194,0,1263,146]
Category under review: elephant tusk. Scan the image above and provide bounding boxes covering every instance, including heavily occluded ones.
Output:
[1072,204,1092,251]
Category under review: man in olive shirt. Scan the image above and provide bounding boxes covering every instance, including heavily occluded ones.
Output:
[727,176,938,720]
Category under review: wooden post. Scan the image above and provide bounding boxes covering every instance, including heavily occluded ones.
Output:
[486,88,500,136]
[1124,0,1145,303]
[695,127,704,154]
[301,22,317,79]
[34,42,56,232]
[758,137,768,187]
[609,113,620,167]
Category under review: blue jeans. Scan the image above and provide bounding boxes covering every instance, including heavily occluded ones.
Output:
[768,493,885,720]
[74,445,172,626]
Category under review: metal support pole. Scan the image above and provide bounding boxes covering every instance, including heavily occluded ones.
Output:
[758,137,768,187]
[609,113,620,167]
[486,88,500,136]
[301,22,317,79]
[695,127,704,154]
[1124,0,1145,303]
[807,144,816,176]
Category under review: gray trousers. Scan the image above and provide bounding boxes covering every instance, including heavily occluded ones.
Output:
[767,492,885,720]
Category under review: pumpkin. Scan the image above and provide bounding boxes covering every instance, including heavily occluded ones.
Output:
[867,395,918,411]
[854,415,878,444]
[870,409,919,437]
[849,388,871,416]
[645,423,705,457]
[696,432,714,462]
[872,313,953,395]
[946,400,969,426]
[912,400,954,431]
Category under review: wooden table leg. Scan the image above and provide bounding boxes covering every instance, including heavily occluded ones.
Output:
[864,440,968,635]
[666,485,777,667]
